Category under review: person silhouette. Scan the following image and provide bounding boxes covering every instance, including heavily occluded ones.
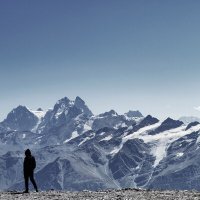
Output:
[23,149,38,193]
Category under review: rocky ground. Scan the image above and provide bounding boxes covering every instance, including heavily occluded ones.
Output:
[1,189,200,200]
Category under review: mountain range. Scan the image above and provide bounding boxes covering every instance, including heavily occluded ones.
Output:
[0,96,200,191]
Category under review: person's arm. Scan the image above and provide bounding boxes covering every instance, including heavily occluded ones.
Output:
[32,156,36,170]
[23,158,26,177]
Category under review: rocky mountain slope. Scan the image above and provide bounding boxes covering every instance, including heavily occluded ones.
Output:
[0,96,200,192]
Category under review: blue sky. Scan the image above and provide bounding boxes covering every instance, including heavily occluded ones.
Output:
[1,0,200,121]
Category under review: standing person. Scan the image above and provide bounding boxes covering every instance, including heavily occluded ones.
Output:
[23,149,38,193]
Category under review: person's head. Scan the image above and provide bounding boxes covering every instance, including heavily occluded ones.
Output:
[25,149,31,156]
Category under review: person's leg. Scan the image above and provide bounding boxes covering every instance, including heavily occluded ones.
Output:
[24,175,29,192]
[30,171,38,192]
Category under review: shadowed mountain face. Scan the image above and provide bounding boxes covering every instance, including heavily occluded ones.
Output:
[0,151,23,190]
[139,115,159,126]
[148,118,183,135]
[127,115,159,134]
[1,106,38,132]
[0,96,200,191]
[109,139,154,184]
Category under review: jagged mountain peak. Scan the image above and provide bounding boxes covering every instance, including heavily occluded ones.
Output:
[162,117,183,126]
[75,96,85,104]
[125,110,143,118]
[37,108,43,111]
[148,117,184,135]
[52,97,73,115]
[140,115,159,125]
[53,96,93,117]
[7,105,33,117]
[55,97,71,106]
[12,105,29,112]
[36,96,93,136]
[185,121,200,131]
[2,105,38,131]
[74,96,93,116]
[99,110,118,117]
[129,114,159,133]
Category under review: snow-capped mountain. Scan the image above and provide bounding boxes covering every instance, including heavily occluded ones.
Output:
[1,106,39,132]
[0,96,200,192]
[92,110,134,131]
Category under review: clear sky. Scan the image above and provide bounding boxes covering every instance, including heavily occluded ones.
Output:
[1,0,200,121]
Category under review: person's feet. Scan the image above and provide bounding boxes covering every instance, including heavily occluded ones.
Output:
[36,189,38,192]
[23,190,29,193]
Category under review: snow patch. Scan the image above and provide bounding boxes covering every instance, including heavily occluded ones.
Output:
[83,123,92,132]
[63,131,79,143]
[30,110,46,119]
[114,122,127,129]
[78,137,91,146]
[100,135,113,142]
[176,152,184,157]
[78,133,96,146]
[30,109,46,133]
[110,122,161,155]
[120,123,127,128]
[55,109,64,119]
[99,132,106,136]
[196,136,200,144]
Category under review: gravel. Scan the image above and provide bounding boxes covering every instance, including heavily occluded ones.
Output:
[1,189,200,200]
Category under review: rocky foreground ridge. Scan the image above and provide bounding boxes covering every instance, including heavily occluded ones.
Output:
[1,189,200,200]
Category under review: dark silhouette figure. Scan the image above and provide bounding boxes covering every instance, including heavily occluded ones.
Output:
[23,149,38,193]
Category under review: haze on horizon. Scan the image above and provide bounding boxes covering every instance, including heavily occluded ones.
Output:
[1,0,200,121]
